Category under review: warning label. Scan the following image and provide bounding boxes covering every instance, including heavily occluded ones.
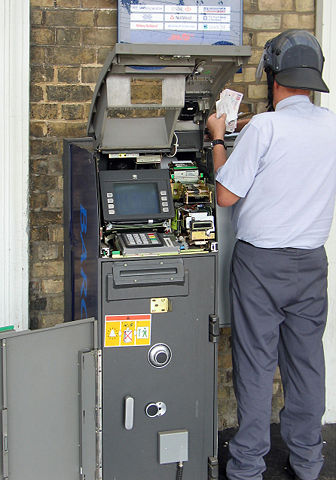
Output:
[105,314,152,348]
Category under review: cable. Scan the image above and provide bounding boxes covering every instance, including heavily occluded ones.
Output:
[176,461,184,480]
[167,133,179,157]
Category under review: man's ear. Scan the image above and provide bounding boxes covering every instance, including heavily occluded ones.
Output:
[273,79,280,90]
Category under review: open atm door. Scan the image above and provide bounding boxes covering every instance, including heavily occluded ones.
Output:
[0,319,98,480]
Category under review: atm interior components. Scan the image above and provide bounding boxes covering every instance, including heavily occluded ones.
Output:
[171,160,199,184]
[64,42,250,480]
[99,160,216,256]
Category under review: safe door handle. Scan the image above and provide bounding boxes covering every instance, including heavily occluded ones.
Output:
[120,268,178,277]
[112,260,185,287]
[124,395,134,430]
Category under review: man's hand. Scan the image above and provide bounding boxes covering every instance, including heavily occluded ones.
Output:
[206,113,241,207]
[206,113,227,140]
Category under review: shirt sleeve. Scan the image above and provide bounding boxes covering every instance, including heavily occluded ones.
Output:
[216,121,267,198]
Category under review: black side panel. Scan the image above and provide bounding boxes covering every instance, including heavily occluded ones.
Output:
[63,139,99,322]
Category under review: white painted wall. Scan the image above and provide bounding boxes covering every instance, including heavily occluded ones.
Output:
[316,0,336,424]
[0,0,30,330]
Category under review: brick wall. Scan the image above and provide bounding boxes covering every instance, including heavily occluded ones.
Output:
[30,0,118,328]
[29,0,315,427]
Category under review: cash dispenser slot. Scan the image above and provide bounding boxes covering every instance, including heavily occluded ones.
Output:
[106,259,188,300]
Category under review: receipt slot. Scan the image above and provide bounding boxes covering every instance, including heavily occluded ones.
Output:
[63,43,250,479]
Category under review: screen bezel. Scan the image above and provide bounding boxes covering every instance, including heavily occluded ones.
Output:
[99,169,174,223]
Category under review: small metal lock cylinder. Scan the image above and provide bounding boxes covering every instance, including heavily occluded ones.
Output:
[145,402,167,418]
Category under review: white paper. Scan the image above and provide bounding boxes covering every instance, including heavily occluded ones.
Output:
[216,88,243,133]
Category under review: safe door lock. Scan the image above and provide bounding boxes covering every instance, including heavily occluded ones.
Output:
[145,402,167,418]
[148,344,172,368]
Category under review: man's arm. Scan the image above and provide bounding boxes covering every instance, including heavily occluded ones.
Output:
[216,183,240,207]
[206,113,241,207]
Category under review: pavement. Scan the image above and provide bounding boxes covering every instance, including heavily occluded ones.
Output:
[218,424,336,480]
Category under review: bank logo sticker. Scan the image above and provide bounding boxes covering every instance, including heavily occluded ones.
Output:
[105,314,151,348]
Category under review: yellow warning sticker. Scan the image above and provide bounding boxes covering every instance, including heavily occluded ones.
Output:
[105,314,152,348]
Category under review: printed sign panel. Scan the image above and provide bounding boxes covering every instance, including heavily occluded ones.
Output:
[118,0,242,45]
[105,314,152,347]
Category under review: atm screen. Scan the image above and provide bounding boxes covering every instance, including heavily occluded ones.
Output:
[113,183,161,216]
[99,169,174,222]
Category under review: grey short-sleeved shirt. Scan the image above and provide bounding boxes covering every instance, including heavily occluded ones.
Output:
[216,95,336,248]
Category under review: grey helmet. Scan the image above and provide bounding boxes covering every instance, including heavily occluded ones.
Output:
[256,29,329,93]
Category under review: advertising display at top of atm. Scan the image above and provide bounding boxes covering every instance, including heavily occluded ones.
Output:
[118,0,243,46]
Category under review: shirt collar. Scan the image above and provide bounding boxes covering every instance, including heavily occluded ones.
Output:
[275,95,311,111]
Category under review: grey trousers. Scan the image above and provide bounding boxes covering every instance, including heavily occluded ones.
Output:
[226,240,328,480]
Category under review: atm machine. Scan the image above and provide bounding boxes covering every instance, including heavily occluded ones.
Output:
[62,43,250,480]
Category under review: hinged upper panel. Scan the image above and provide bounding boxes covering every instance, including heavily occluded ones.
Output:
[87,43,251,152]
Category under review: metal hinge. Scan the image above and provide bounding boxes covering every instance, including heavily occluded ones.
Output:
[95,349,103,480]
[209,315,220,343]
[1,340,8,479]
[208,456,219,479]
[79,348,103,480]
[1,409,8,479]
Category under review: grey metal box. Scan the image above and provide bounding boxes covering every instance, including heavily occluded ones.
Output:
[158,430,188,464]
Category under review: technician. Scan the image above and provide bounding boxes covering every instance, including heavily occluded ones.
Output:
[207,30,336,480]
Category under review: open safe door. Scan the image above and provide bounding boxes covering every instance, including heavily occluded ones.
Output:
[0,319,98,480]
